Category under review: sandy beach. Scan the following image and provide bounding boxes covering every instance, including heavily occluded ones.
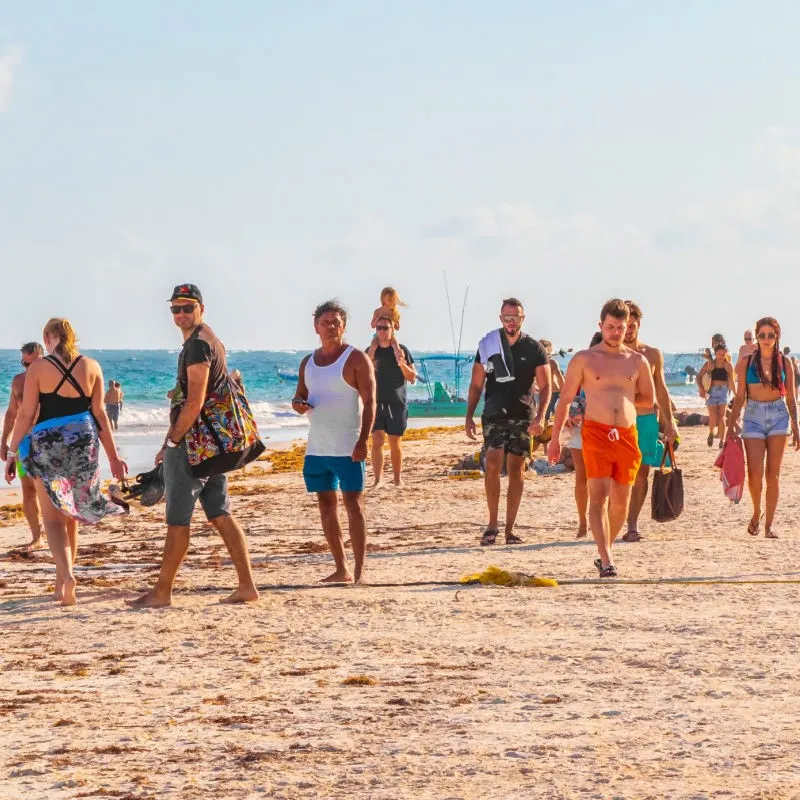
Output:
[2,422,800,799]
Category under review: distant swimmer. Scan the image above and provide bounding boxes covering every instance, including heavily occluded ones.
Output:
[1,342,45,551]
[549,299,656,577]
[466,297,550,546]
[104,380,122,431]
[294,300,376,584]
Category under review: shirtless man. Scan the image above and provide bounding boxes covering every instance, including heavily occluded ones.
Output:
[622,300,676,542]
[1,343,44,550]
[540,339,565,421]
[738,331,757,364]
[549,299,655,577]
[294,300,376,583]
[104,380,122,431]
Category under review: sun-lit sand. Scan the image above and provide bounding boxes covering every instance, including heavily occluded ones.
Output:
[2,423,800,799]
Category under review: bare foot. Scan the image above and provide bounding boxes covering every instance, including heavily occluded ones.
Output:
[371,479,384,490]
[576,527,588,539]
[765,528,779,539]
[392,478,404,487]
[353,567,367,585]
[61,577,77,606]
[220,587,260,604]
[21,538,45,553]
[125,590,173,608]
[320,569,353,584]
[53,581,63,601]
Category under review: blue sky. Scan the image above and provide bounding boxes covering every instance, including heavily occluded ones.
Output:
[2,1,800,353]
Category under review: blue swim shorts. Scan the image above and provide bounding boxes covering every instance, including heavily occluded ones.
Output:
[742,399,790,440]
[303,455,366,493]
[636,413,660,468]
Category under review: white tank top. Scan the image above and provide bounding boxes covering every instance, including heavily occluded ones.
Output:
[305,345,363,457]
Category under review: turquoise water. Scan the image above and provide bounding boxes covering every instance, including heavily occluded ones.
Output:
[0,348,715,474]
[0,348,708,433]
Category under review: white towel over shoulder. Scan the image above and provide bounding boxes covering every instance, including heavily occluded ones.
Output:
[478,330,514,383]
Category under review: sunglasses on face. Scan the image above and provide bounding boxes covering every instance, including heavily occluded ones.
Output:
[744,338,753,342]
[757,332,776,340]
[375,325,391,331]
[21,360,34,368]
[170,304,197,315]
[501,315,523,322]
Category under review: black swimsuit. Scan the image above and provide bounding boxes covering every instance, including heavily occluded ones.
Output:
[37,356,94,424]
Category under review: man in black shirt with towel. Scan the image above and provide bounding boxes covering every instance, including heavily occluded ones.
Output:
[466,298,550,545]
[367,314,417,487]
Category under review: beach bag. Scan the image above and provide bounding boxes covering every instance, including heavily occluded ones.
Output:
[651,442,684,522]
[714,436,745,504]
[184,377,265,478]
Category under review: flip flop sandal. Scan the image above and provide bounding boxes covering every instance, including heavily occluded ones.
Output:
[622,530,643,542]
[599,564,618,578]
[504,533,524,545]
[707,433,715,446]
[480,529,499,546]
[765,529,779,539]
[594,558,603,572]
[747,515,763,536]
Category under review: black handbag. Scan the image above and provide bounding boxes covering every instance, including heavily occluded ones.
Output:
[651,441,684,522]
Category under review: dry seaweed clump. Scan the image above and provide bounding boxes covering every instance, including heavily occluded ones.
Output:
[258,443,307,473]
[342,675,379,686]
[402,425,460,442]
[0,504,26,526]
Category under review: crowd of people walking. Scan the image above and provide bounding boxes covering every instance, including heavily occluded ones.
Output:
[2,284,799,605]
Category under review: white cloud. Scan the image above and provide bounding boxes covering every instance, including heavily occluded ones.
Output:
[0,45,23,112]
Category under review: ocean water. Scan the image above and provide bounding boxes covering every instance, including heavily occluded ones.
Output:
[0,348,707,473]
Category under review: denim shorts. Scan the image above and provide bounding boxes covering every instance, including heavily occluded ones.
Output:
[706,385,729,407]
[742,399,790,439]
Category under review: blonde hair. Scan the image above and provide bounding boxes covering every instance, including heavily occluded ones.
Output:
[43,318,79,363]
[380,287,406,308]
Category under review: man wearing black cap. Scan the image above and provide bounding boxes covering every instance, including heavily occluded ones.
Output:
[127,284,260,607]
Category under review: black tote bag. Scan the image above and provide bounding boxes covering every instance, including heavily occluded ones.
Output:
[651,441,684,522]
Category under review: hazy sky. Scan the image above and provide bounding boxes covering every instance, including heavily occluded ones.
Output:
[3,1,800,353]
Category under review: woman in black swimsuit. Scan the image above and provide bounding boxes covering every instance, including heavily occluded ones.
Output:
[4,319,128,605]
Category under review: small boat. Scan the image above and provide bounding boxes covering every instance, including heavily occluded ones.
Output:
[276,367,299,382]
[408,354,483,418]
[664,351,706,386]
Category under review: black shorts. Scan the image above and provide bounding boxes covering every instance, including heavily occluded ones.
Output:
[481,417,531,457]
[373,403,408,437]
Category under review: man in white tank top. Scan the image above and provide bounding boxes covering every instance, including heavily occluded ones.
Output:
[293,301,376,584]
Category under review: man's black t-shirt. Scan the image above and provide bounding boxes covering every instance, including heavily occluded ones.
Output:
[475,333,548,421]
[171,324,228,423]
[369,343,414,406]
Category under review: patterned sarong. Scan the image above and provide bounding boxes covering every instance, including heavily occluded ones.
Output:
[19,411,125,524]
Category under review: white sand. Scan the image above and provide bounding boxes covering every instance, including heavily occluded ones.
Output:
[2,424,800,799]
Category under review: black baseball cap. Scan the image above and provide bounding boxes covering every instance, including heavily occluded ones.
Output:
[168,283,203,304]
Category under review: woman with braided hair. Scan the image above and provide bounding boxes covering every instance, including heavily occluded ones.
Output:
[727,317,800,538]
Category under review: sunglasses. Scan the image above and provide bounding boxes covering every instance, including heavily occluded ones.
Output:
[170,304,197,315]
[757,332,776,340]
[744,338,753,342]
[21,360,34,368]
[501,315,523,322]
[375,325,391,331]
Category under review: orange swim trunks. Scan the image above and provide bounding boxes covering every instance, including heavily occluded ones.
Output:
[581,419,641,485]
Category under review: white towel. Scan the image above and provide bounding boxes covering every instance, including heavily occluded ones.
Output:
[478,329,514,383]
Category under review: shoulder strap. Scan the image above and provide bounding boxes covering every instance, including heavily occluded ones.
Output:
[46,355,88,398]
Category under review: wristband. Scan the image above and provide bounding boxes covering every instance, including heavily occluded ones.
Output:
[166,438,179,448]
[7,451,17,459]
